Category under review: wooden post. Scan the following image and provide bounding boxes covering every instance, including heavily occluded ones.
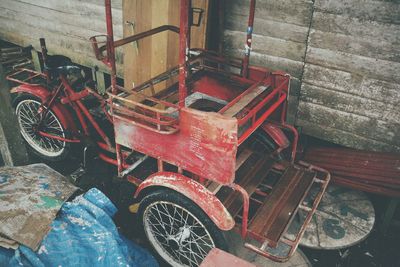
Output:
[30,48,42,73]
[92,67,106,94]
[122,0,209,94]
[0,65,29,166]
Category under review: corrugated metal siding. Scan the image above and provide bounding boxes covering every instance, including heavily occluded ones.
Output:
[0,0,122,73]
[224,0,400,152]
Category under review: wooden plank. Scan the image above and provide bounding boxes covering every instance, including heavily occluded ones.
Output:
[0,25,121,76]
[0,0,123,38]
[311,12,400,43]
[309,30,400,63]
[30,49,42,72]
[0,7,110,43]
[297,101,400,146]
[223,84,269,117]
[225,14,310,44]
[226,0,314,27]
[218,155,275,217]
[315,0,400,24]
[305,47,400,84]
[262,170,314,245]
[191,0,210,49]
[123,0,153,90]
[302,64,400,105]
[300,83,400,124]
[0,65,29,166]
[0,9,123,75]
[15,0,122,19]
[226,49,304,79]
[249,166,315,246]
[123,0,208,93]
[235,149,253,171]
[297,119,400,153]
[224,30,307,62]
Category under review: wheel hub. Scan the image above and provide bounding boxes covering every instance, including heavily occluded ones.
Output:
[167,226,191,251]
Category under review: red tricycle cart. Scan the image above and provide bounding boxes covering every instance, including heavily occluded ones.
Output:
[7,0,330,265]
[89,0,330,265]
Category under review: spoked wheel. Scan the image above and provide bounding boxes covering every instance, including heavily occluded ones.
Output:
[14,94,70,161]
[139,189,228,267]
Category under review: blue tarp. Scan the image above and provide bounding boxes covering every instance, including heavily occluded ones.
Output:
[0,188,159,267]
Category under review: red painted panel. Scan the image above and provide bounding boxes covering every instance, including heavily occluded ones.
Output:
[115,108,238,184]
[200,248,255,267]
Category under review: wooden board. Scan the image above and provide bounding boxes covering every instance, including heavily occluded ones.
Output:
[0,0,123,75]
[222,0,400,151]
[122,0,209,93]
[297,0,400,153]
[288,185,375,250]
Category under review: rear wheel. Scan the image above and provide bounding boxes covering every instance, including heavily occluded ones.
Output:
[138,189,228,267]
[14,94,70,161]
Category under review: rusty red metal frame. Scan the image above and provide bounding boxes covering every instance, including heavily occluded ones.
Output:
[242,0,256,78]
[7,66,118,164]
[244,162,330,262]
[6,68,47,85]
[85,0,330,263]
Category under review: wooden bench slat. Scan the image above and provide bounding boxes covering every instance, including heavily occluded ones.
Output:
[249,166,315,246]
[222,85,269,117]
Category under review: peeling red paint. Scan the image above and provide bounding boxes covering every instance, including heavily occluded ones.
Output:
[115,108,238,184]
[135,172,235,231]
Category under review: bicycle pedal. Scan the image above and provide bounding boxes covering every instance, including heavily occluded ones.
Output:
[69,167,86,184]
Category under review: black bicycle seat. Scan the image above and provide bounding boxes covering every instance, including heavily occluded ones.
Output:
[45,55,81,76]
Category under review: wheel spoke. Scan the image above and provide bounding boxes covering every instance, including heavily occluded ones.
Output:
[144,201,216,267]
[16,99,66,158]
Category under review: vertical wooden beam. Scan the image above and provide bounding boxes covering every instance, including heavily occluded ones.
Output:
[0,65,29,166]
[92,67,107,94]
[191,0,210,49]
[122,0,209,96]
[30,48,42,72]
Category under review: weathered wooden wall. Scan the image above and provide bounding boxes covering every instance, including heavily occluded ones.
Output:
[224,0,400,152]
[298,0,400,152]
[0,0,123,74]
[224,0,313,124]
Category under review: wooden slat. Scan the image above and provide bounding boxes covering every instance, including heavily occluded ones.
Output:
[249,166,315,246]
[123,0,209,95]
[218,154,275,217]
[235,148,253,171]
[222,84,269,117]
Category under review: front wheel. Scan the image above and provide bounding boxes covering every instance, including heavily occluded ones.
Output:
[14,94,70,161]
[138,189,229,267]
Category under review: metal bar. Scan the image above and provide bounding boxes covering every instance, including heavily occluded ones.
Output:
[157,159,164,172]
[113,25,179,48]
[38,131,80,143]
[238,93,287,144]
[242,0,256,78]
[229,183,250,238]
[218,81,263,114]
[112,106,177,127]
[178,0,190,107]
[60,76,112,147]
[121,155,149,177]
[104,0,117,94]
[112,114,179,135]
